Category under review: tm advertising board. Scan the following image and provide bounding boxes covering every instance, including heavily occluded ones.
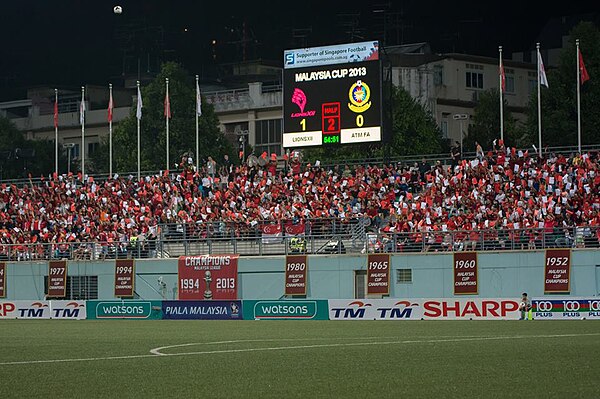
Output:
[178,255,239,300]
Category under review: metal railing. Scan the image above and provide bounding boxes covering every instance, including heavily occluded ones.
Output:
[1,226,597,262]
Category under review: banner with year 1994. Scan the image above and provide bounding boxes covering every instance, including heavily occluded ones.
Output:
[178,255,239,300]
[114,259,135,298]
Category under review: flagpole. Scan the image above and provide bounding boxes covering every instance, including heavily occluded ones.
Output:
[137,80,141,181]
[81,86,85,180]
[536,43,542,158]
[576,39,582,154]
[195,74,199,169]
[109,83,113,178]
[166,77,170,171]
[54,88,58,176]
[499,46,504,142]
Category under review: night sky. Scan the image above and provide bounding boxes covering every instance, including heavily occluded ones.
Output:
[1,0,599,98]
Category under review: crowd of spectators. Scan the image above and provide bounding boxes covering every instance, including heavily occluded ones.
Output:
[0,141,599,259]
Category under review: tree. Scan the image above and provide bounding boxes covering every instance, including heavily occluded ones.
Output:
[90,62,234,173]
[465,88,518,151]
[0,116,65,179]
[524,22,600,148]
[303,85,442,163]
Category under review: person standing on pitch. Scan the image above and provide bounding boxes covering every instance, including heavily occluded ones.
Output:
[519,292,532,320]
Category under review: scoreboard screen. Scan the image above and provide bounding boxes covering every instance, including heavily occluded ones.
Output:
[283,41,382,148]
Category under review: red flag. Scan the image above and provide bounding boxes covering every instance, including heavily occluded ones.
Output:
[53,98,58,128]
[499,57,506,93]
[164,91,171,119]
[579,49,590,85]
[108,90,114,122]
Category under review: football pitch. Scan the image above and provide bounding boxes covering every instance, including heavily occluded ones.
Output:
[0,320,598,398]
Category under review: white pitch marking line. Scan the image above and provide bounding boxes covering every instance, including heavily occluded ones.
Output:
[0,333,598,366]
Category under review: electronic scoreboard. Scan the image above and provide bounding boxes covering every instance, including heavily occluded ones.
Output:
[283,41,382,148]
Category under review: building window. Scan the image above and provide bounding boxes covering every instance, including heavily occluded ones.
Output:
[505,76,515,93]
[71,143,80,159]
[396,269,412,284]
[88,142,99,155]
[255,119,282,156]
[433,65,443,86]
[466,71,483,89]
[441,120,448,139]
[44,275,98,300]
[528,79,537,94]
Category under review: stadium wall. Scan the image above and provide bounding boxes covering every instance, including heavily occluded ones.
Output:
[3,250,599,300]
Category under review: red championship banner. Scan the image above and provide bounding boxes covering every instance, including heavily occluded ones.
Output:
[544,249,571,294]
[453,252,478,295]
[114,259,135,297]
[285,255,307,296]
[178,255,239,300]
[0,262,5,298]
[367,254,390,295]
[47,260,67,298]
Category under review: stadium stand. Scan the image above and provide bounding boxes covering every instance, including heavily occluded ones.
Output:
[0,143,599,260]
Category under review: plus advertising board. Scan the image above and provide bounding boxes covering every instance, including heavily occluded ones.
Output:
[243,300,329,320]
[178,255,239,300]
[162,300,242,320]
[329,298,521,320]
[49,301,87,320]
[0,262,5,298]
[285,255,307,296]
[453,252,478,295]
[0,300,51,319]
[532,298,600,320]
[544,249,571,293]
[367,254,390,295]
[86,300,163,320]
[47,260,67,298]
[114,259,135,297]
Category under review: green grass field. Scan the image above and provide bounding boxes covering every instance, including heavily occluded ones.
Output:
[0,320,599,398]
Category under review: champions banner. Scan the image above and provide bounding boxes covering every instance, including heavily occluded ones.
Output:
[367,254,390,295]
[178,255,239,300]
[285,255,307,296]
[453,252,478,295]
[531,297,600,320]
[47,260,67,298]
[544,249,571,293]
[114,259,135,297]
[0,262,5,298]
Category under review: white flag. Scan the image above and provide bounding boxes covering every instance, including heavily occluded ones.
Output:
[538,49,549,88]
[79,96,86,126]
[196,80,202,116]
[136,85,143,120]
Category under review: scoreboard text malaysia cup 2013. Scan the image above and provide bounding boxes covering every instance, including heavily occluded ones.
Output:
[283,41,382,148]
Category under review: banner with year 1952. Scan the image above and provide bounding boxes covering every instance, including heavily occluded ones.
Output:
[544,249,571,294]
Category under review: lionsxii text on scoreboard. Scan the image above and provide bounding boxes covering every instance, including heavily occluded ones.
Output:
[282,41,383,148]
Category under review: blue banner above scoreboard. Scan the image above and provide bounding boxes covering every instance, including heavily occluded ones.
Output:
[284,41,379,69]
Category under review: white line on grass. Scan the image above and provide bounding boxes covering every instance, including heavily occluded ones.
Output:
[1,333,598,366]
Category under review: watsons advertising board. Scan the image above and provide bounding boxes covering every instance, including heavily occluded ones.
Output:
[532,298,600,319]
[242,300,329,320]
[162,300,242,320]
[86,300,163,320]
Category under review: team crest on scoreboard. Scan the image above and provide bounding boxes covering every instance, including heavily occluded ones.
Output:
[348,80,371,113]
